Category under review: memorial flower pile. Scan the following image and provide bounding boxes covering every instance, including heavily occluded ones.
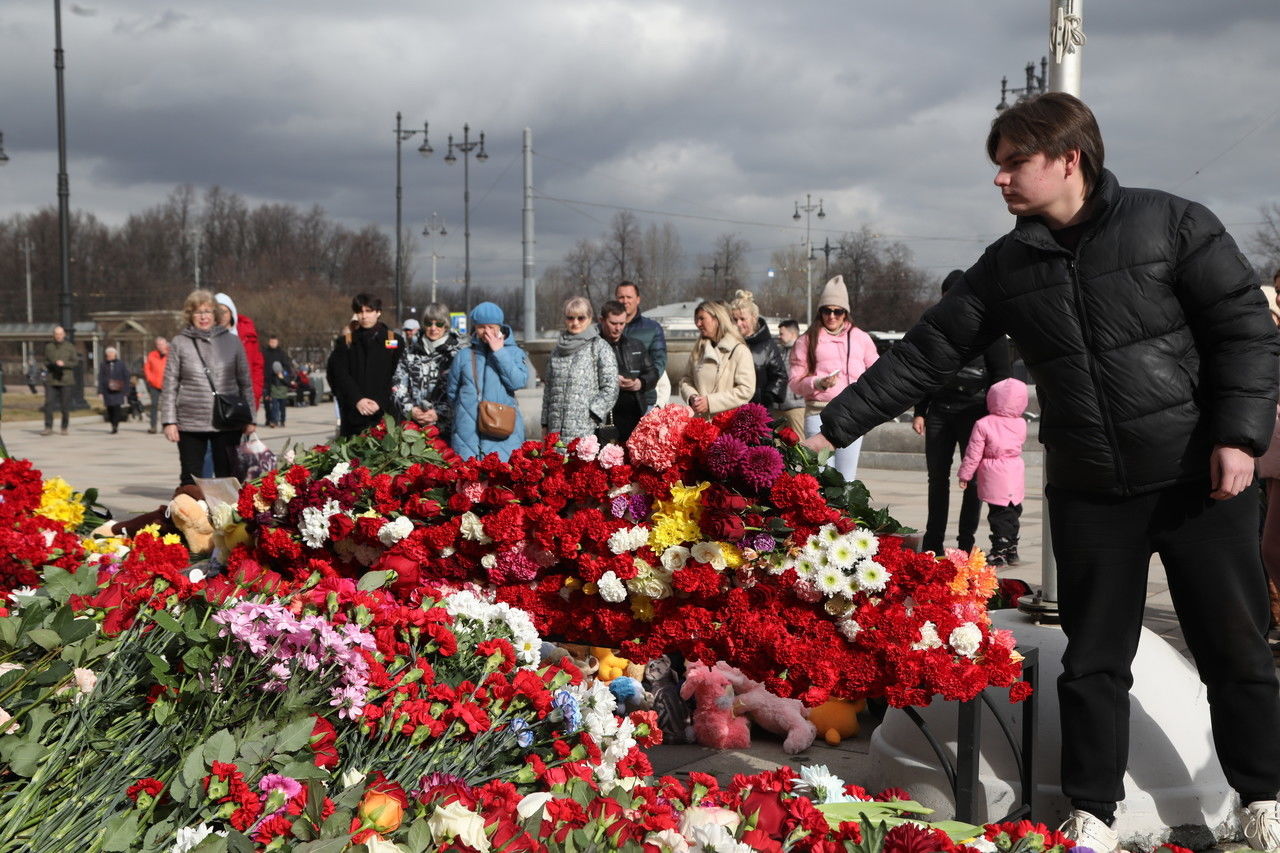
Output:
[0,457,90,601]
[228,405,1027,707]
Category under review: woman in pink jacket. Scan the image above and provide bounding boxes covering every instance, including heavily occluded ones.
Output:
[957,377,1028,567]
[787,275,879,482]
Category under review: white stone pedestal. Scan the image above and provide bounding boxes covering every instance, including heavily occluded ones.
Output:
[867,610,1241,849]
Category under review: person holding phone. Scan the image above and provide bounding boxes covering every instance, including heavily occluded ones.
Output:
[787,275,879,481]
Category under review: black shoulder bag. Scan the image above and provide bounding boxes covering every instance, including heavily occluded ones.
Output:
[192,339,253,430]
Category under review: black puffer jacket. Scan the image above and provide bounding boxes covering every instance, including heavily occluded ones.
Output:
[743,319,787,409]
[821,170,1280,496]
[327,323,404,437]
[913,338,1012,418]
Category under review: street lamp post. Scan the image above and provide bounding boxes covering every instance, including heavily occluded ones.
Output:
[996,56,1048,112]
[442,124,488,312]
[792,194,825,319]
[422,213,447,304]
[0,131,9,164]
[393,112,432,323]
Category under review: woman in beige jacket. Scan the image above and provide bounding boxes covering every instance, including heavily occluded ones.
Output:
[678,300,755,416]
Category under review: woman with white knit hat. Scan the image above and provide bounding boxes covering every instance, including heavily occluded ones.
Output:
[786,275,879,481]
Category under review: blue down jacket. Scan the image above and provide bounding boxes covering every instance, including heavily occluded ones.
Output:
[445,324,529,461]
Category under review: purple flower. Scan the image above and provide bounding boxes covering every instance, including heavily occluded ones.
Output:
[609,494,631,519]
[750,532,777,553]
[739,444,785,491]
[703,434,748,479]
[726,403,774,444]
[628,492,652,520]
[412,771,468,801]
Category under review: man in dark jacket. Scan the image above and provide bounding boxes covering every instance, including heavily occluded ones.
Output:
[615,281,667,411]
[42,325,79,436]
[599,300,658,442]
[327,293,403,438]
[912,270,1012,557]
[804,93,1280,852]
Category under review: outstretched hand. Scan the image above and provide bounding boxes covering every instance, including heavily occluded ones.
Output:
[801,432,835,453]
[1209,444,1254,500]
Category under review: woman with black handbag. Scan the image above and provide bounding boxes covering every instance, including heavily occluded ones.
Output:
[159,289,256,486]
[97,346,131,434]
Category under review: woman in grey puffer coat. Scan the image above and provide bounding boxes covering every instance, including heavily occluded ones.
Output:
[159,289,255,485]
[541,296,618,442]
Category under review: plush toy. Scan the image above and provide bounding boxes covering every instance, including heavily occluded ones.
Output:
[808,698,867,745]
[643,655,693,744]
[169,493,214,554]
[679,661,750,750]
[607,676,653,715]
[588,647,632,682]
[716,662,817,754]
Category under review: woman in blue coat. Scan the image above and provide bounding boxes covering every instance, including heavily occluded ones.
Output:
[445,302,529,461]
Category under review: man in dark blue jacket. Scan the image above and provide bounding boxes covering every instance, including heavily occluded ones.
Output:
[615,281,667,411]
[804,93,1280,852]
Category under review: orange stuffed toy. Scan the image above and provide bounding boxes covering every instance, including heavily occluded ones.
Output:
[809,698,866,745]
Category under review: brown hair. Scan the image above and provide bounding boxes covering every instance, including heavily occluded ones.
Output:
[987,92,1105,193]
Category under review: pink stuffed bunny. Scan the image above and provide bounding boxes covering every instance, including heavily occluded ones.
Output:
[679,661,751,750]
[716,662,817,754]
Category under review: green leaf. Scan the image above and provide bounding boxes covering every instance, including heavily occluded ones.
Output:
[5,740,46,777]
[181,743,208,787]
[100,811,140,851]
[294,839,351,853]
[41,566,98,601]
[206,728,237,763]
[224,830,255,853]
[405,819,433,853]
[143,818,177,850]
[150,609,184,635]
[22,705,53,741]
[357,570,390,592]
[189,837,228,853]
[275,760,329,781]
[319,809,350,838]
[26,628,63,651]
[31,660,71,685]
[274,715,317,752]
[0,616,18,648]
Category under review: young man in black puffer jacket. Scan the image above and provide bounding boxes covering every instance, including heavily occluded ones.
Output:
[327,293,403,438]
[804,93,1280,853]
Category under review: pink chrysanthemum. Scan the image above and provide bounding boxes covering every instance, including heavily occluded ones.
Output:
[725,403,774,444]
[703,434,748,479]
[739,444,784,491]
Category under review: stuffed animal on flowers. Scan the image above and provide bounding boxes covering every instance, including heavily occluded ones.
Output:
[588,646,632,682]
[716,662,817,754]
[607,676,654,715]
[679,660,750,750]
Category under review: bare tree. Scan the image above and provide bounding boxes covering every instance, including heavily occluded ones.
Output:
[564,238,607,307]
[1252,204,1280,280]
[637,221,684,305]
[602,210,642,284]
[698,233,750,301]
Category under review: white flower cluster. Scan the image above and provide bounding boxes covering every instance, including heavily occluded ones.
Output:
[567,677,637,784]
[625,560,674,599]
[323,461,351,483]
[596,570,627,603]
[911,619,983,658]
[607,525,650,555]
[776,524,887,600]
[377,516,414,546]
[299,499,342,548]
[458,511,492,544]
[794,763,866,805]
[443,589,541,666]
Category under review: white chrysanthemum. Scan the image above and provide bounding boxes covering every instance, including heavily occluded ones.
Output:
[797,764,858,804]
[792,555,818,580]
[854,560,890,593]
[5,587,40,607]
[660,545,691,572]
[323,461,350,483]
[299,500,341,549]
[597,571,627,603]
[690,541,726,570]
[458,511,492,543]
[837,618,861,641]
[827,537,859,570]
[766,552,793,576]
[607,525,650,555]
[912,620,942,651]
[949,622,983,658]
[801,534,827,560]
[849,527,880,559]
[815,567,848,598]
[377,516,414,546]
[817,523,842,545]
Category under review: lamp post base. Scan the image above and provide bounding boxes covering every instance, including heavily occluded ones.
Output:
[1016,591,1060,624]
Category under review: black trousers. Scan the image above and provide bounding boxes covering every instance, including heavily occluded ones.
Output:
[1049,481,1280,806]
[988,502,1022,547]
[105,404,123,429]
[44,384,73,429]
[922,408,983,552]
[177,430,238,486]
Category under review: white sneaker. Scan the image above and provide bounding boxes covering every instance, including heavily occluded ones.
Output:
[1058,809,1120,853]
[1243,800,1280,853]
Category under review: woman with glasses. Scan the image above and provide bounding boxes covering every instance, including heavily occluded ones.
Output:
[390,303,464,438]
[678,300,755,417]
[159,289,256,485]
[541,296,618,443]
[788,275,879,481]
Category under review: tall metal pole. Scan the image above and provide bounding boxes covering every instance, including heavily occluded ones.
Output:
[793,194,825,318]
[394,111,404,322]
[193,231,201,287]
[463,126,472,312]
[21,237,33,369]
[54,0,72,337]
[522,128,535,339]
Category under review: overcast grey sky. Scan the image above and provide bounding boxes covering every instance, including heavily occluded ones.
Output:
[2,1,1279,303]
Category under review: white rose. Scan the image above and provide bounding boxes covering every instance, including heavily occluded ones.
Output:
[427,800,491,852]
[660,546,691,572]
[458,511,492,543]
[364,836,406,853]
[690,541,726,570]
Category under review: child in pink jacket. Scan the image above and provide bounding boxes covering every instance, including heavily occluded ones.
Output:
[957,377,1028,567]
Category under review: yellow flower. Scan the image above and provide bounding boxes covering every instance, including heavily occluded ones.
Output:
[37,477,85,531]
[720,543,744,570]
[162,533,183,546]
[630,595,655,622]
[667,481,709,514]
